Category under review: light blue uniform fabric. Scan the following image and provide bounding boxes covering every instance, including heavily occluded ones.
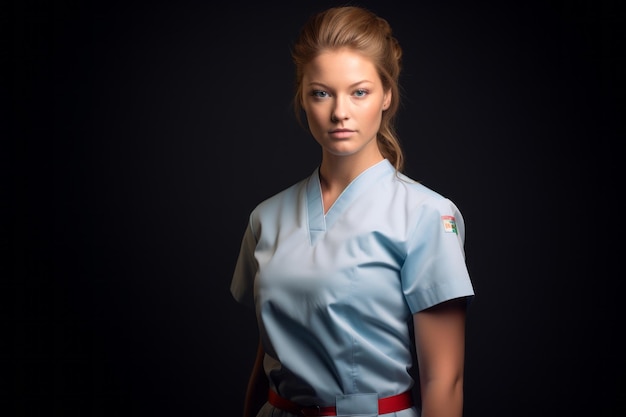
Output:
[231,159,475,416]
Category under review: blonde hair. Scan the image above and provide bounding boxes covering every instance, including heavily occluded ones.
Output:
[291,6,405,172]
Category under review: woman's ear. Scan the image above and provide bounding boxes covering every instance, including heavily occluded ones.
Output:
[383,90,392,110]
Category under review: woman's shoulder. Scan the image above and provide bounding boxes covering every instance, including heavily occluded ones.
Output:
[248,173,311,222]
[392,171,451,204]
[387,172,465,223]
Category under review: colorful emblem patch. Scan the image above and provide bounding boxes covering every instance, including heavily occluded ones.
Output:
[441,215,458,234]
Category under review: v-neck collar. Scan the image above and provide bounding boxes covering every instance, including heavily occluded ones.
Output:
[306,159,393,244]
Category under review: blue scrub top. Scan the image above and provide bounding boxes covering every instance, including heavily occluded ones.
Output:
[231,159,474,410]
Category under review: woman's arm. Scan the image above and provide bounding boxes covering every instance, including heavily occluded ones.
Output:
[243,338,269,417]
[413,297,468,417]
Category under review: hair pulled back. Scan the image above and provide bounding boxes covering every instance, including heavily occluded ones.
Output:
[291,6,405,171]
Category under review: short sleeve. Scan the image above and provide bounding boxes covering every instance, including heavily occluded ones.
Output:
[401,197,475,313]
[230,221,258,309]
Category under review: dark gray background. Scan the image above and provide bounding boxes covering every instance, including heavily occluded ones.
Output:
[6,0,623,416]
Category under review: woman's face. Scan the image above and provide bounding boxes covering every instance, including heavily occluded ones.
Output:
[301,48,391,158]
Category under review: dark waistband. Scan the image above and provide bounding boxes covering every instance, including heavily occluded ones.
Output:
[268,389,413,416]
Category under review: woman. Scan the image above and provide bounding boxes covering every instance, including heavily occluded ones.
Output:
[231,6,475,417]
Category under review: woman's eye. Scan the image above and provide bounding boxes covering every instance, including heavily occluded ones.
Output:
[312,90,329,98]
[354,89,368,97]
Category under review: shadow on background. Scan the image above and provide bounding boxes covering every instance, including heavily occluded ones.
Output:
[6,0,624,415]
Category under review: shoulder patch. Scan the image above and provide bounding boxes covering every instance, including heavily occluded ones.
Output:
[441,215,458,234]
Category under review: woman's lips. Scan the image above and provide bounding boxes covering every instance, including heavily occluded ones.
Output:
[329,129,354,139]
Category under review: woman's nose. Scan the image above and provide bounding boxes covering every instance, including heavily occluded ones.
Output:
[331,97,349,122]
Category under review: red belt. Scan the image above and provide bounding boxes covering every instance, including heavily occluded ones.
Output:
[268,389,413,416]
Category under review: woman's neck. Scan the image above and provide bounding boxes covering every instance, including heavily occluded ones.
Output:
[318,151,384,213]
